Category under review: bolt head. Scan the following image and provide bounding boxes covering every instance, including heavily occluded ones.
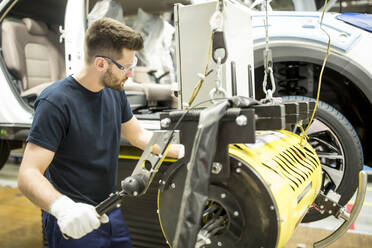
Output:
[235,115,248,126]
[171,183,176,189]
[212,162,223,174]
[160,118,171,128]
[217,241,223,246]
[221,193,226,199]
[236,168,241,174]
[233,211,239,217]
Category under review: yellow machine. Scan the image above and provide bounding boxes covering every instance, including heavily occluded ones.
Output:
[98,100,366,248]
[158,130,322,248]
[231,130,322,247]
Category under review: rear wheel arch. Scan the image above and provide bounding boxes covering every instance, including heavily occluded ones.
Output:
[253,42,372,165]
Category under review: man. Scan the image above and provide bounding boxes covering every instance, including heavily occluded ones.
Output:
[17,18,183,248]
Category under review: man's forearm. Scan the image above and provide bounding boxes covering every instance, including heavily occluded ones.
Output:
[18,168,62,212]
[122,117,183,159]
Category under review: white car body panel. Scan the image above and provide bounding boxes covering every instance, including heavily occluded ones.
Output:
[64,0,86,75]
[0,67,32,126]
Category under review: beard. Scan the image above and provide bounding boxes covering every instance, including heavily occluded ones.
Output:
[102,67,127,91]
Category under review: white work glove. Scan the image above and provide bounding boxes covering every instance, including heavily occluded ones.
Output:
[178,144,185,159]
[50,195,109,239]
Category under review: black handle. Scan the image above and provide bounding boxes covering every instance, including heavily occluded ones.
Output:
[95,191,122,216]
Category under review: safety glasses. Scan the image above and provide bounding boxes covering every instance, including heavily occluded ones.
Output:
[96,55,137,74]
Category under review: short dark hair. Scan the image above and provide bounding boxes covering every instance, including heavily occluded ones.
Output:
[84,17,144,64]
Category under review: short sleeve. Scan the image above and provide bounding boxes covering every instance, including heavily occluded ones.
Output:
[121,91,133,123]
[26,99,68,152]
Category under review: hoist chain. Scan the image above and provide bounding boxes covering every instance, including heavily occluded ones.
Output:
[262,0,277,103]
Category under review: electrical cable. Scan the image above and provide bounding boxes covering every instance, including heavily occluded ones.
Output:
[300,0,331,146]
[187,67,214,106]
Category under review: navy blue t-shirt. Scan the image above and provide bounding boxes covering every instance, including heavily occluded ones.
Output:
[27,76,133,205]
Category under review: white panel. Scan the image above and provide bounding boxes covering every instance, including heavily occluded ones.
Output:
[64,0,86,74]
[0,67,33,125]
[175,1,254,109]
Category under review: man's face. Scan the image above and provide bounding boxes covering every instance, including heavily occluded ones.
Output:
[102,48,136,91]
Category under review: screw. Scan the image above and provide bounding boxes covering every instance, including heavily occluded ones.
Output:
[320,205,324,209]
[235,115,247,126]
[162,181,166,185]
[171,183,176,189]
[133,191,138,196]
[221,193,226,199]
[212,162,223,174]
[159,180,162,184]
[217,241,223,246]
[160,118,171,128]
[270,205,275,211]
[238,162,242,167]
[332,203,336,207]
[328,210,333,214]
[116,203,121,208]
[233,211,239,217]
[236,168,241,174]
[325,198,328,202]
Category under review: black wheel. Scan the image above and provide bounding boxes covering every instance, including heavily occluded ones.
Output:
[0,140,10,170]
[282,96,363,222]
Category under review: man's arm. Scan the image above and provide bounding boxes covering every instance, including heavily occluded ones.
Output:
[18,142,109,239]
[121,116,183,158]
[17,142,62,212]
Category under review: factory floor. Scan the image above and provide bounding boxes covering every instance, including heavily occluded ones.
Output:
[1,156,372,248]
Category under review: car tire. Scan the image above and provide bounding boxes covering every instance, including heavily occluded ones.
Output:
[0,140,10,170]
[282,96,363,222]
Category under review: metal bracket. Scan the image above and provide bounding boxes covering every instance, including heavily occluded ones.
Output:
[95,131,176,216]
[313,171,368,248]
[127,131,175,196]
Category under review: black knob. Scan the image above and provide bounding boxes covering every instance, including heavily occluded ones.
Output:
[121,175,146,196]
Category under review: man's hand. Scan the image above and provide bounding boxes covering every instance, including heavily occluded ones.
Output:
[50,196,109,239]
[168,144,185,159]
